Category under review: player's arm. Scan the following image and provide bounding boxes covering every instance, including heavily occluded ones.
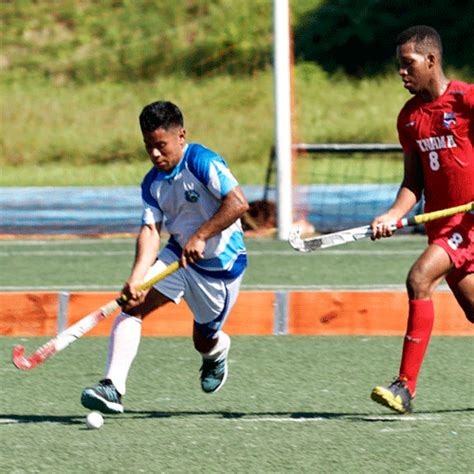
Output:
[371,150,423,239]
[123,222,161,299]
[181,186,249,266]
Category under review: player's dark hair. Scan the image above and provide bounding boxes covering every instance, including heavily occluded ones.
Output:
[139,101,184,133]
[396,25,443,58]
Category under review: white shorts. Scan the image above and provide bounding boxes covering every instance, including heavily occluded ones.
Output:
[144,247,244,338]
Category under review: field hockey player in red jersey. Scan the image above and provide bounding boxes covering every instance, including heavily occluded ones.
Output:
[369,25,473,414]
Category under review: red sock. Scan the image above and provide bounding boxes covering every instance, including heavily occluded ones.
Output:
[399,299,434,396]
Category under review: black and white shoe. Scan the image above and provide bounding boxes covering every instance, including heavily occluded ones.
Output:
[81,379,124,414]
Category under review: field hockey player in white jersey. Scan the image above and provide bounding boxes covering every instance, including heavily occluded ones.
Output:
[81,101,249,414]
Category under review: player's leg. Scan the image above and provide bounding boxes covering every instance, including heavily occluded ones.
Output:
[194,325,231,393]
[399,244,452,393]
[81,256,185,413]
[446,271,474,322]
[440,214,474,321]
[371,244,451,413]
[80,288,173,413]
[183,269,243,393]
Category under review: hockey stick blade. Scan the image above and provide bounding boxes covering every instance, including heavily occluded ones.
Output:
[288,201,473,253]
[289,225,372,252]
[288,227,314,252]
[12,344,54,370]
[12,300,119,370]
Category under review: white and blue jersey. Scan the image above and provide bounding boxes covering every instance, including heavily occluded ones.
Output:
[141,143,247,279]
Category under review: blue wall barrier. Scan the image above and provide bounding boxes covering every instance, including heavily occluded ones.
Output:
[0,185,413,235]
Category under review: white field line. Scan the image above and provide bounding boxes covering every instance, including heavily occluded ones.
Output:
[0,249,422,257]
[234,417,327,423]
[0,250,133,257]
[0,237,427,290]
[230,414,441,423]
[243,284,440,291]
[0,239,132,246]
[0,283,451,291]
[0,235,426,246]
[0,413,450,427]
[252,250,422,256]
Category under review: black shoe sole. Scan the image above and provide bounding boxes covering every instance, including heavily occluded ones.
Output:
[81,391,124,414]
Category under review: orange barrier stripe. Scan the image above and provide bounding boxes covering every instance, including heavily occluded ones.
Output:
[0,292,58,336]
[288,291,472,336]
[0,291,275,337]
[68,291,275,336]
[0,291,472,337]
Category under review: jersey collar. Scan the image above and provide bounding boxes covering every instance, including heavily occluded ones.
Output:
[157,143,189,181]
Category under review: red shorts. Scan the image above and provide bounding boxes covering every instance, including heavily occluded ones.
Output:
[429,212,474,282]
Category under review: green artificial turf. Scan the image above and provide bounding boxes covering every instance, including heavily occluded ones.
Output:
[2,336,473,472]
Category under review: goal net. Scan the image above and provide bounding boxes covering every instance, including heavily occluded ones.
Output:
[264,143,406,233]
[266,1,415,236]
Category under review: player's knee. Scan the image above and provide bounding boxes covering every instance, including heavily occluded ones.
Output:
[121,300,143,317]
[406,268,431,299]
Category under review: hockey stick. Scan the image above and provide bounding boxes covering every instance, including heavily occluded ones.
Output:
[289,201,473,252]
[12,261,180,370]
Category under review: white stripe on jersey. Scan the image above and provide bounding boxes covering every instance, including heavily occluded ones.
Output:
[140,143,246,276]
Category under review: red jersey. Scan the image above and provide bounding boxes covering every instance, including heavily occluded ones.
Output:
[397,80,474,238]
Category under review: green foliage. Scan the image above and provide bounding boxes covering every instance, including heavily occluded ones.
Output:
[295,0,474,75]
[1,68,412,184]
[0,72,276,183]
[0,0,277,82]
[1,0,472,185]
[2,0,472,84]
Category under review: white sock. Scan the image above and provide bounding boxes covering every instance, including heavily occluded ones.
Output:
[201,331,230,360]
[104,312,142,395]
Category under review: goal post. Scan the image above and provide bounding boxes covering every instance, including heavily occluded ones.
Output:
[273,0,293,240]
[271,2,407,238]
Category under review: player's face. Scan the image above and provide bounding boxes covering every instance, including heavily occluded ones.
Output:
[143,126,186,172]
[396,41,432,95]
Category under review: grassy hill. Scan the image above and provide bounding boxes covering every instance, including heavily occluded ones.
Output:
[1,1,472,185]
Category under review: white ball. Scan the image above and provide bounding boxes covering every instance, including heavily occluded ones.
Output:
[86,411,104,429]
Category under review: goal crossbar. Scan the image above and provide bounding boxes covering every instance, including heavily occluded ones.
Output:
[264,143,402,202]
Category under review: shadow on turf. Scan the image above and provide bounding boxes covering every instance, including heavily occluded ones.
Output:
[2,407,472,425]
[0,414,83,425]
[125,407,474,422]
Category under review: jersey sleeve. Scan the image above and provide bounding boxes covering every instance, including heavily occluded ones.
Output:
[206,158,239,198]
[140,168,163,225]
[188,146,239,199]
[397,109,417,154]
